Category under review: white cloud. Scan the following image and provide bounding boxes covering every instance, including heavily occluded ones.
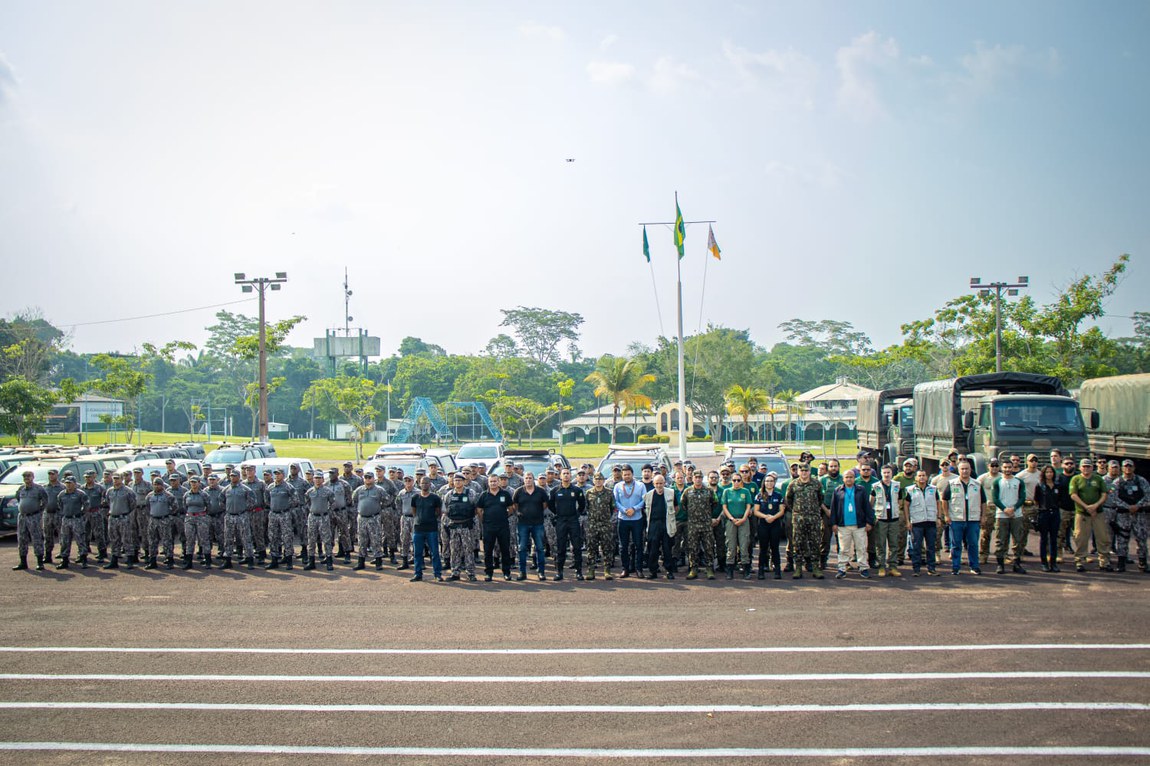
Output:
[0,50,18,106]
[599,34,618,50]
[518,22,564,42]
[648,56,702,95]
[587,60,635,85]
[721,40,818,109]
[835,31,900,121]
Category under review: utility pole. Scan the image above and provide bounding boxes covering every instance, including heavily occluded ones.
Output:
[234,272,288,441]
[970,276,1029,373]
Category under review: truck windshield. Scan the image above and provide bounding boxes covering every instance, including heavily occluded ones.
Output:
[898,405,914,431]
[992,400,1084,432]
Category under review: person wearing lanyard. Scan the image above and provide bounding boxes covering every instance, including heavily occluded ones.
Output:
[613,465,646,579]
[831,471,875,579]
[752,473,785,580]
[992,460,1027,574]
[942,460,987,575]
[871,465,903,577]
[1034,465,1062,572]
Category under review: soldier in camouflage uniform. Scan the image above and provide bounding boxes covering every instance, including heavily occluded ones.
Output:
[56,477,90,569]
[304,473,336,571]
[41,468,63,563]
[375,473,399,565]
[143,478,178,570]
[103,473,136,569]
[221,472,255,570]
[682,470,718,580]
[80,471,108,562]
[265,469,298,570]
[584,472,616,580]
[180,476,212,569]
[326,468,353,564]
[13,471,47,571]
[242,465,268,564]
[129,468,151,560]
[498,472,519,566]
[287,465,310,557]
[444,474,478,581]
[341,461,364,550]
[1112,460,1150,572]
[351,472,388,570]
[166,474,188,559]
[202,474,227,562]
[785,465,826,579]
[395,474,418,569]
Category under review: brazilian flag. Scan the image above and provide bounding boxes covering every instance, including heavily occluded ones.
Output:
[674,200,685,259]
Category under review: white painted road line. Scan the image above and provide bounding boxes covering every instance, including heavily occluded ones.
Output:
[1,643,1148,655]
[1,671,1147,683]
[2,743,1150,758]
[1,701,1148,714]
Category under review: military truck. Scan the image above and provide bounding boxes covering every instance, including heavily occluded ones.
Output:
[1080,373,1150,473]
[856,387,913,467]
[907,373,1093,476]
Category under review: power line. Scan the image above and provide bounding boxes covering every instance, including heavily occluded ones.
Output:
[57,298,258,328]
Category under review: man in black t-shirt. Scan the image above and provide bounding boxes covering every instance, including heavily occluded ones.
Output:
[410,478,443,582]
[513,473,549,581]
[549,469,587,581]
[476,475,514,581]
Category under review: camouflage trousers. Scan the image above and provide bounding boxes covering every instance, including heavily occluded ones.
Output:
[85,510,108,556]
[686,522,716,570]
[1134,512,1150,565]
[448,523,476,576]
[507,514,519,560]
[147,516,174,561]
[224,513,254,561]
[264,511,293,560]
[293,506,307,545]
[332,509,352,553]
[250,509,267,555]
[307,514,333,560]
[1108,509,1134,559]
[58,516,88,560]
[791,511,823,569]
[381,510,400,554]
[171,514,187,557]
[42,512,60,557]
[399,516,415,562]
[585,520,616,570]
[133,506,149,554]
[107,515,133,559]
[979,506,998,563]
[208,515,226,556]
[17,513,45,560]
[1057,510,1076,555]
[543,513,557,553]
[184,515,212,558]
[357,515,384,560]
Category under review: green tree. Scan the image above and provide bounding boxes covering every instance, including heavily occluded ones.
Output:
[300,376,382,460]
[489,395,563,446]
[86,341,195,441]
[499,306,584,367]
[0,379,58,444]
[775,389,804,441]
[398,336,446,357]
[483,334,519,359]
[584,355,655,444]
[724,384,769,441]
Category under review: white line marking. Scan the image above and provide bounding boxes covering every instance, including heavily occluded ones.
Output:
[2,671,1146,683]
[1,701,1147,714]
[1,743,1149,758]
[1,643,1147,655]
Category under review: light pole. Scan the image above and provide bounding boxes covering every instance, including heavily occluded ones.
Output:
[970,276,1028,373]
[234,272,288,441]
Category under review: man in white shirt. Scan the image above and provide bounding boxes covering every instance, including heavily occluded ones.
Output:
[992,460,1027,574]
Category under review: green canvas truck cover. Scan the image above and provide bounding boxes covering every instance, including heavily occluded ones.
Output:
[1080,373,1150,436]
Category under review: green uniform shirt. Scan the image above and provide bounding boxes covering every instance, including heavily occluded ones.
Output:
[713,481,733,519]
[721,486,755,519]
[821,474,845,507]
[1068,473,1106,513]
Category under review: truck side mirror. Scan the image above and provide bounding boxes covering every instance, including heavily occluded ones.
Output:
[1090,411,1100,429]
[963,411,975,430]
[882,413,891,428]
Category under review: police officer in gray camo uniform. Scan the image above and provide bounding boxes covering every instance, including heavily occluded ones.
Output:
[425,463,447,492]
[444,473,478,581]
[130,468,151,560]
[40,468,64,563]
[180,476,212,570]
[221,471,255,570]
[56,476,90,569]
[13,470,47,571]
[167,474,188,559]
[351,471,389,570]
[265,468,298,571]
[304,473,336,571]
[395,474,418,569]
[103,472,137,570]
[242,465,269,564]
[202,474,227,562]
[143,478,178,570]
[80,470,108,562]
[374,472,399,565]
[288,466,311,557]
[327,468,353,564]
[341,461,364,549]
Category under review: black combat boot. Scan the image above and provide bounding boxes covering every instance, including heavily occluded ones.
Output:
[45,546,54,564]
[56,556,70,570]
[303,556,316,571]
[203,554,212,570]
[79,554,89,570]
[182,554,193,570]
[353,557,366,571]
[743,565,753,580]
[125,554,136,570]
[243,556,255,570]
[103,556,119,570]
[1012,561,1027,574]
[164,557,174,570]
[12,555,27,571]
[552,569,564,582]
[390,552,397,566]
[284,556,292,571]
[374,557,383,571]
[1117,556,1127,572]
[726,566,735,580]
[757,567,766,580]
[35,556,44,571]
[265,557,281,570]
[143,558,157,570]
[219,557,233,570]
[996,558,1006,574]
[397,558,410,570]
[97,549,107,563]
[324,556,334,571]
[343,551,351,565]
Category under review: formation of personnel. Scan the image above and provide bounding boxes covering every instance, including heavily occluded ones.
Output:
[10,450,1150,582]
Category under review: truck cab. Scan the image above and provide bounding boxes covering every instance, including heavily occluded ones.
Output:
[965,394,1089,474]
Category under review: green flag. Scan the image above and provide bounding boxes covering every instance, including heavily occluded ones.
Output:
[674,200,685,259]
[643,225,650,263]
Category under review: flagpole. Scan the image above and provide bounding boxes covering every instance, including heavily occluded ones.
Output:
[675,191,687,464]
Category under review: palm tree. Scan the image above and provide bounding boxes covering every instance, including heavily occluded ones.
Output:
[724,384,769,442]
[584,355,655,444]
[775,389,804,442]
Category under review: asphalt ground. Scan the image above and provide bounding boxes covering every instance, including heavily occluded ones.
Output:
[1,534,1148,765]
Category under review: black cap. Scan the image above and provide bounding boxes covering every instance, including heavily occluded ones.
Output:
[343,461,353,467]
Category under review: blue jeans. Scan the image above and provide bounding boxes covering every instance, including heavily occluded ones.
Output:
[518,523,546,575]
[910,522,937,571]
[618,518,644,574]
[412,530,441,578]
[949,521,980,572]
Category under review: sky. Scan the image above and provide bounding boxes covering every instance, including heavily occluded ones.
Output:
[1,0,1147,360]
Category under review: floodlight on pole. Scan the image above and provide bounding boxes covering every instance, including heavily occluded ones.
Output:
[969,276,1029,373]
[233,272,289,441]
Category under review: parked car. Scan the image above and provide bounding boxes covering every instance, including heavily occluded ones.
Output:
[242,458,317,480]
[425,448,458,474]
[723,443,789,477]
[0,454,135,531]
[595,445,674,478]
[203,445,267,470]
[120,458,204,481]
[175,442,207,461]
[373,443,424,458]
[454,441,504,469]
[362,452,443,479]
[490,449,570,479]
